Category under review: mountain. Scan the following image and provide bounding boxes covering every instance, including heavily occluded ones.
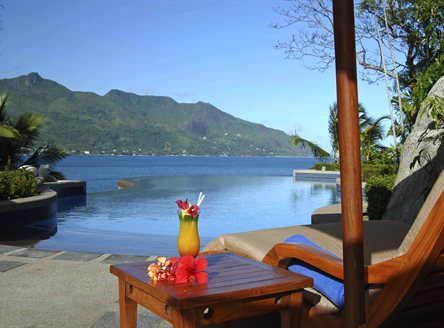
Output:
[0,73,310,156]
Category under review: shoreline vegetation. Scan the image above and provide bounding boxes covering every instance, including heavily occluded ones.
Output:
[0,73,313,158]
[69,153,319,158]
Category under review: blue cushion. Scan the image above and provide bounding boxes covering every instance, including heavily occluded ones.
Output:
[284,234,345,309]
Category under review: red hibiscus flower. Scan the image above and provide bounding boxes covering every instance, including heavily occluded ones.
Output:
[188,204,200,219]
[174,255,208,284]
[176,199,190,210]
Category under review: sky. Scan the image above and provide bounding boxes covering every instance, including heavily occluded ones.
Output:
[0,0,391,151]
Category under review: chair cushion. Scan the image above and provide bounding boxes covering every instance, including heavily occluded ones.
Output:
[203,220,410,264]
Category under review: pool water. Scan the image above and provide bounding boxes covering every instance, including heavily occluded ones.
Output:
[33,175,337,255]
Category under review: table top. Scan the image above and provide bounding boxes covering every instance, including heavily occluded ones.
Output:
[110,253,313,309]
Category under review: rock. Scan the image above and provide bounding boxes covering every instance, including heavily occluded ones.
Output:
[384,76,444,224]
[38,164,50,179]
[187,119,208,137]
[19,165,38,176]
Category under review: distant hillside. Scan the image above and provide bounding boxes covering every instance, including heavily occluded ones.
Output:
[0,73,311,156]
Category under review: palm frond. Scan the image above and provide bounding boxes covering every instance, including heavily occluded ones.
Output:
[0,95,20,139]
[0,95,8,123]
[328,103,339,157]
[22,144,69,167]
[291,134,330,159]
[12,113,44,148]
[0,124,20,139]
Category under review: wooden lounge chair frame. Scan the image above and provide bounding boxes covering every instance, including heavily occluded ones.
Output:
[206,1,443,326]
[263,191,444,327]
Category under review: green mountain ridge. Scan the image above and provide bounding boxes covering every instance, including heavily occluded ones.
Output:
[0,73,310,156]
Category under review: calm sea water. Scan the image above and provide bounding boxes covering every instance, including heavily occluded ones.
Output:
[31,156,338,255]
[55,155,319,193]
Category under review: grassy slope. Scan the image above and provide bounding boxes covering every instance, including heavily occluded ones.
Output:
[0,73,310,156]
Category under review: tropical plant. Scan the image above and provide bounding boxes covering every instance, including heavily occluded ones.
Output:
[273,0,444,138]
[328,104,339,159]
[365,174,396,220]
[0,95,68,179]
[420,95,444,128]
[0,169,39,200]
[328,103,389,163]
[290,133,330,160]
[0,96,19,140]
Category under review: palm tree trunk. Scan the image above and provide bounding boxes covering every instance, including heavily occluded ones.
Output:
[381,0,405,140]
[373,1,398,157]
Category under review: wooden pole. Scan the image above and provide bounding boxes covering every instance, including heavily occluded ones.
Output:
[332,0,366,327]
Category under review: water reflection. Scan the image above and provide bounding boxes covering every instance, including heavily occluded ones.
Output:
[25,176,337,254]
[3,176,337,255]
[0,194,86,243]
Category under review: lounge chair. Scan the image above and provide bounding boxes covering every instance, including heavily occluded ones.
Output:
[203,170,444,327]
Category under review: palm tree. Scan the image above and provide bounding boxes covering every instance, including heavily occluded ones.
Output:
[328,102,388,163]
[290,133,330,160]
[0,95,68,178]
[360,115,388,162]
[0,95,20,140]
[328,104,339,159]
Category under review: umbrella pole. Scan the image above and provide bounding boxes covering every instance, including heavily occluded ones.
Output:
[332,0,366,326]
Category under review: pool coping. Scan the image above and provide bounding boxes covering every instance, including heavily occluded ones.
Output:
[0,189,57,213]
[0,244,158,273]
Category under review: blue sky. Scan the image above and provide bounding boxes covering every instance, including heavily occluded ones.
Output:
[0,0,391,151]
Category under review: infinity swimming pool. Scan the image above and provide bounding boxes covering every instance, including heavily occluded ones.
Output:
[30,175,337,255]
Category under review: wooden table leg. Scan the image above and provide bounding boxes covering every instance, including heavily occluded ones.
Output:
[119,279,137,328]
[172,307,197,328]
[280,292,303,328]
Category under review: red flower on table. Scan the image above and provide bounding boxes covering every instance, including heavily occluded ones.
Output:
[148,256,208,284]
[175,255,208,284]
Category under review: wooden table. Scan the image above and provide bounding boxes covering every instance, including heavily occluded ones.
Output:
[110,253,313,328]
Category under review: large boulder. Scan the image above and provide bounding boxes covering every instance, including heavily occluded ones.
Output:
[383,76,444,224]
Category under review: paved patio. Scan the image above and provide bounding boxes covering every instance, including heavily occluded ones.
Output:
[4,244,442,327]
[0,245,171,328]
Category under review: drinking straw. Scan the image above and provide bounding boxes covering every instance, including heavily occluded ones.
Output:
[197,193,205,207]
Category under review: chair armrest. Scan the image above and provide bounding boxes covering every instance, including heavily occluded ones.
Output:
[262,243,404,284]
[366,256,405,284]
[262,243,345,279]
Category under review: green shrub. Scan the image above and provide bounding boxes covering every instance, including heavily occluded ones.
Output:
[313,162,340,171]
[0,170,39,200]
[365,174,396,220]
[361,164,398,181]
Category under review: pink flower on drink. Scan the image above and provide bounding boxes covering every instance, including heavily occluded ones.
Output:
[188,204,200,218]
[176,199,190,210]
[176,198,200,219]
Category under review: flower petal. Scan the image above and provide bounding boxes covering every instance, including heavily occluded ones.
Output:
[188,205,200,218]
[179,255,195,270]
[176,199,190,210]
[195,271,208,284]
[194,257,208,271]
[174,267,190,284]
